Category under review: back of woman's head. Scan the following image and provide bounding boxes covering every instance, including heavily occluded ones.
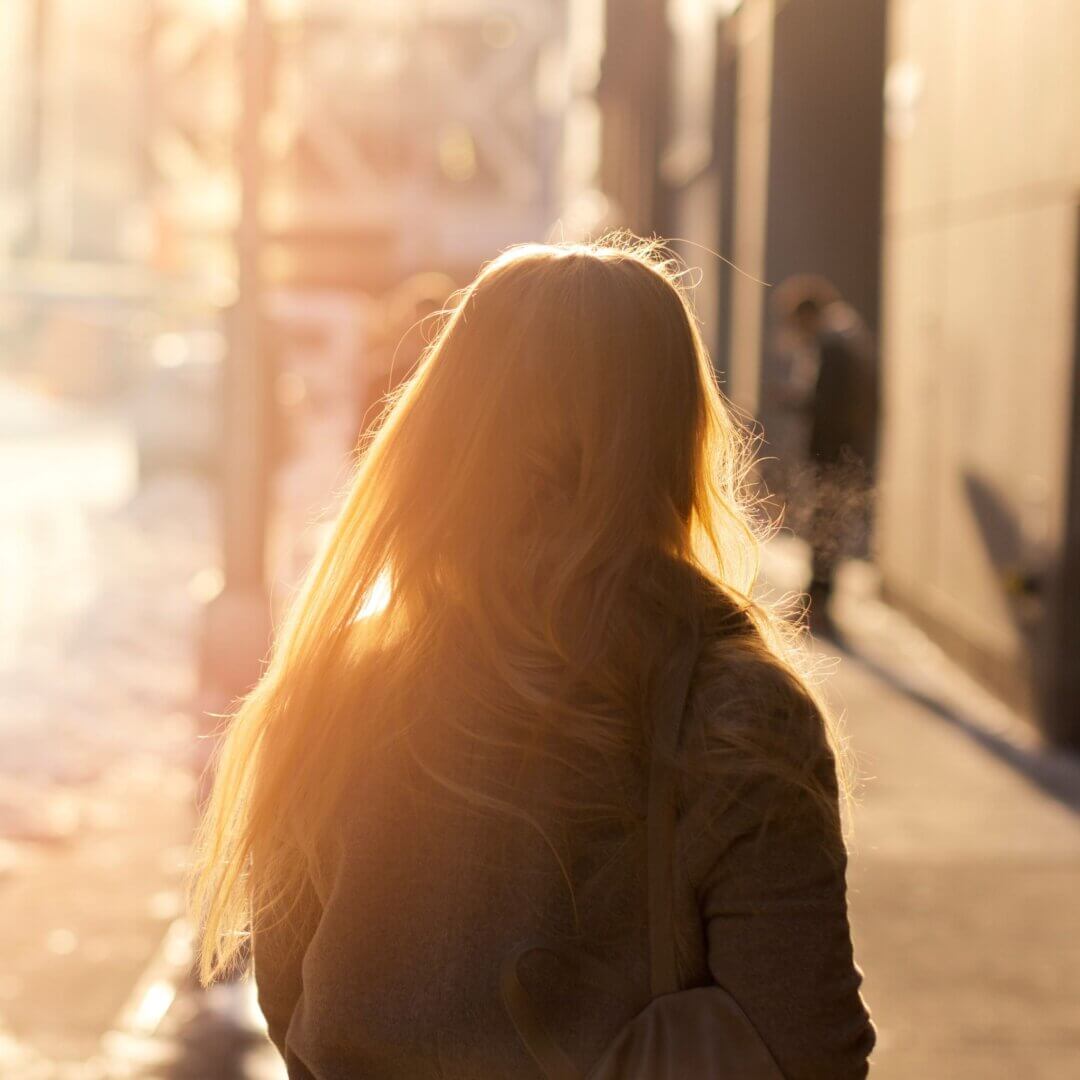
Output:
[189,235,824,983]
[362,239,756,666]
[403,243,701,556]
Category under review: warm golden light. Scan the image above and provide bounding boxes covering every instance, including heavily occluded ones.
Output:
[1,0,1076,1074]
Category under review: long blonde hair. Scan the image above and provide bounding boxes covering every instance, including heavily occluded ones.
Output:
[189,235,837,985]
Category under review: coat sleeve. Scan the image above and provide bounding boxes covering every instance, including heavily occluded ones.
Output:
[682,654,876,1079]
[252,872,323,1063]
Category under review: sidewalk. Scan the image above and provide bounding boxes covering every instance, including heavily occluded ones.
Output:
[841,653,1080,1078]
[765,540,1080,1079]
[0,386,217,1078]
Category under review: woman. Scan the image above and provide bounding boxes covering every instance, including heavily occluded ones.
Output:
[190,238,875,1078]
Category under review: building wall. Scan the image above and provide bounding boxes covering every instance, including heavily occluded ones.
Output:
[878,0,1080,719]
[662,1,724,362]
[726,0,775,415]
[596,0,671,237]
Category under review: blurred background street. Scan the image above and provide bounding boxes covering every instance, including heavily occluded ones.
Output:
[1,0,1078,1077]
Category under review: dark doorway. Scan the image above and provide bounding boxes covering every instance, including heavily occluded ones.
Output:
[764,0,888,339]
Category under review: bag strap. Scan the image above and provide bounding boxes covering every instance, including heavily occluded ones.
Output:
[500,624,702,1075]
[646,624,701,998]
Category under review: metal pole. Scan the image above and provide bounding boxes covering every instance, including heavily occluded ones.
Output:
[199,0,272,709]
[225,0,268,591]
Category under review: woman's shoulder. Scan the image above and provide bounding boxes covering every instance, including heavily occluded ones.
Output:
[676,608,845,869]
[680,596,836,803]
[694,630,819,734]
[691,587,820,726]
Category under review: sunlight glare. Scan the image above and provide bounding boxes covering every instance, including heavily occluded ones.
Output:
[356,570,392,620]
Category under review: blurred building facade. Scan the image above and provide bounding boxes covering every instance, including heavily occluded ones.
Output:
[1,0,576,292]
[583,0,1080,744]
[3,0,1078,741]
[0,0,148,265]
[0,0,584,417]
[876,0,1079,740]
[251,0,571,292]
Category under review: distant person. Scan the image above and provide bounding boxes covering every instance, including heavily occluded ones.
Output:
[191,240,874,1078]
[772,276,879,635]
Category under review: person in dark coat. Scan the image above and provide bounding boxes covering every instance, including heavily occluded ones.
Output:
[772,276,880,635]
[190,240,875,1078]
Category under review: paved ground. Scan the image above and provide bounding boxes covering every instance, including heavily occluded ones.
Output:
[819,559,1080,1079]
[0,383,216,1077]
[842,654,1080,1078]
